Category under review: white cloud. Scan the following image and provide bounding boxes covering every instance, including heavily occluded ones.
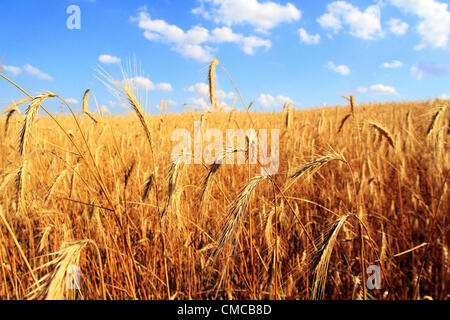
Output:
[23,64,53,80]
[132,10,271,62]
[357,84,398,95]
[388,18,408,35]
[327,61,350,75]
[66,98,79,104]
[239,36,272,55]
[389,0,450,49]
[98,54,121,64]
[3,65,21,76]
[317,1,383,40]
[188,82,234,100]
[381,60,403,68]
[257,94,293,109]
[122,76,173,92]
[298,28,320,45]
[411,61,450,80]
[192,0,301,33]
[156,83,173,91]
[438,94,449,100]
[187,82,234,110]
[126,76,155,90]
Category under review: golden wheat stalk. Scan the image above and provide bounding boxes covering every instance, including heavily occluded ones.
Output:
[38,225,54,253]
[124,160,136,188]
[199,162,221,206]
[209,59,219,110]
[199,147,246,213]
[369,121,395,148]
[310,213,352,300]
[44,169,69,204]
[161,156,184,219]
[142,173,154,201]
[28,241,91,300]
[0,205,39,286]
[3,98,30,115]
[15,160,27,209]
[4,107,18,136]
[337,113,352,133]
[3,98,28,135]
[81,89,99,123]
[284,102,293,130]
[427,106,445,135]
[85,111,99,124]
[82,89,90,114]
[123,87,154,150]
[342,95,355,114]
[349,95,355,114]
[288,152,344,188]
[19,92,56,156]
[210,175,268,262]
[0,170,18,195]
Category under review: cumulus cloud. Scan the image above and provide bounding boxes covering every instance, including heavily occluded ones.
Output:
[156,83,173,92]
[98,54,121,64]
[23,64,53,80]
[66,98,79,104]
[327,61,350,75]
[257,94,293,109]
[192,0,301,33]
[3,65,21,76]
[131,9,271,62]
[411,61,450,80]
[381,60,403,69]
[187,82,235,110]
[298,28,320,45]
[389,0,450,49]
[387,18,408,35]
[123,76,173,91]
[357,84,398,95]
[317,1,383,40]
[438,94,449,100]
[126,76,155,90]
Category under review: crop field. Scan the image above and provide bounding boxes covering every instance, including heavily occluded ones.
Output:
[0,61,448,300]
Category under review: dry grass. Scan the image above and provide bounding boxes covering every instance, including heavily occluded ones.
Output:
[0,62,448,300]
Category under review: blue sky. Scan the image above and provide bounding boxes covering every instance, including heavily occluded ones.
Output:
[1,0,450,114]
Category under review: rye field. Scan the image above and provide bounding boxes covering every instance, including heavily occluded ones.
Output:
[0,62,448,300]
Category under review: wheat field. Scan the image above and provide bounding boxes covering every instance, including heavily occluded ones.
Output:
[0,61,448,300]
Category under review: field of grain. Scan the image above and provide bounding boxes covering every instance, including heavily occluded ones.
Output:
[0,64,448,300]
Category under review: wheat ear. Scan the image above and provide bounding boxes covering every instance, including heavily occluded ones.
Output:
[161,157,184,220]
[3,98,28,135]
[28,241,91,300]
[427,106,445,135]
[209,59,219,110]
[199,147,245,215]
[310,214,352,300]
[369,121,395,148]
[142,173,155,201]
[210,175,267,262]
[19,92,56,156]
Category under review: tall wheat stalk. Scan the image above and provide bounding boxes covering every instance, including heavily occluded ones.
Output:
[310,214,352,300]
[209,59,219,111]
[210,175,267,262]
[19,92,56,156]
